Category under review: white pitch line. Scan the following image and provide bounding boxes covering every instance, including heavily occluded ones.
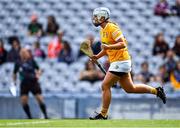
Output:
[1,120,54,126]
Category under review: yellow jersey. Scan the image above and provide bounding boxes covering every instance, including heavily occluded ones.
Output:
[100,22,131,63]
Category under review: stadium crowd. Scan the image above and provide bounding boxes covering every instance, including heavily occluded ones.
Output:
[0,0,180,94]
[154,0,180,17]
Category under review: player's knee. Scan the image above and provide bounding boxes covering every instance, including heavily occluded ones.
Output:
[21,99,28,105]
[36,95,43,103]
[21,96,28,105]
[102,82,111,91]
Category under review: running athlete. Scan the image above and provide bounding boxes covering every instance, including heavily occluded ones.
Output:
[13,48,48,119]
[89,7,166,120]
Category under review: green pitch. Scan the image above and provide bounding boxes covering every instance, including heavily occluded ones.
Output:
[0,119,180,128]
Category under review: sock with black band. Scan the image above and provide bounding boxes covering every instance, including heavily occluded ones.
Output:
[22,104,32,119]
[39,102,48,119]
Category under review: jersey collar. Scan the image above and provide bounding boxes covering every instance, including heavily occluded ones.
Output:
[101,22,109,30]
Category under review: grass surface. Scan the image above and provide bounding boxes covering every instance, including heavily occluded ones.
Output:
[0,119,180,128]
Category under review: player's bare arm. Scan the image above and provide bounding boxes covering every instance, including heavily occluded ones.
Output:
[91,49,106,61]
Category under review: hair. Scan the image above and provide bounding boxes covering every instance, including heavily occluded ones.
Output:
[108,20,118,26]
[154,33,167,45]
[141,61,148,67]
[63,40,71,52]
[0,38,4,48]
[0,38,3,44]
[48,15,56,23]
[34,41,40,48]
[174,35,180,47]
[8,36,20,45]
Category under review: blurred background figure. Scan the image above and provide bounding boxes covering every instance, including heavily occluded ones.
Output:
[154,0,170,17]
[32,41,46,60]
[170,61,180,90]
[79,59,104,83]
[7,37,21,63]
[134,62,154,83]
[58,40,74,64]
[157,65,170,83]
[46,15,59,35]
[171,0,180,16]
[48,32,63,58]
[78,34,101,58]
[0,39,7,65]
[172,35,180,57]
[164,49,179,74]
[13,48,48,119]
[28,14,43,37]
[152,32,169,58]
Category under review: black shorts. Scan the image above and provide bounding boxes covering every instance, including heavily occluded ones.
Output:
[109,71,128,77]
[20,79,42,96]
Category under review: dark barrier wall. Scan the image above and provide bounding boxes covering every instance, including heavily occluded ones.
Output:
[0,95,180,119]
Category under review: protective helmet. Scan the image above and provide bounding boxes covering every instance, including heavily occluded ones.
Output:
[92,7,110,27]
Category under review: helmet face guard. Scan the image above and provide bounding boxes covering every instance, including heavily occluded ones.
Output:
[92,15,102,27]
[92,7,110,27]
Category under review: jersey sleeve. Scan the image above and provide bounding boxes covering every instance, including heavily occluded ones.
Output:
[111,25,124,42]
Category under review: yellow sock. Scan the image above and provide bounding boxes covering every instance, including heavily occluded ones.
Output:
[100,108,108,117]
[150,88,157,95]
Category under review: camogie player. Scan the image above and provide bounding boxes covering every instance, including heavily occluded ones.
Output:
[89,7,166,120]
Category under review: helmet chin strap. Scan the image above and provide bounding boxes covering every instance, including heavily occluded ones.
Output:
[93,18,109,27]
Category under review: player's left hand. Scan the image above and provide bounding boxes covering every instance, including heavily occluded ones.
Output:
[101,44,110,50]
[90,55,98,63]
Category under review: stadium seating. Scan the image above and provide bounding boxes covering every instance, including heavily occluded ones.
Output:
[0,0,179,96]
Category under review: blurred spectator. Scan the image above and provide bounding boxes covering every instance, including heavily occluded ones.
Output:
[170,61,180,90]
[48,32,63,58]
[135,62,154,83]
[58,40,74,64]
[172,35,180,57]
[24,44,33,59]
[32,41,46,59]
[46,15,59,35]
[154,0,170,17]
[79,59,104,83]
[78,34,101,58]
[171,0,180,16]
[152,33,169,57]
[164,49,179,73]
[157,65,170,83]
[140,62,154,83]
[133,74,146,83]
[28,14,43,37]
[0,39,7,65]
[174,61,180,82]
[7,37,21,63]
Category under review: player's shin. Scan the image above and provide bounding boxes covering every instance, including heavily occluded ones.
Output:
[100,87,111,117]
